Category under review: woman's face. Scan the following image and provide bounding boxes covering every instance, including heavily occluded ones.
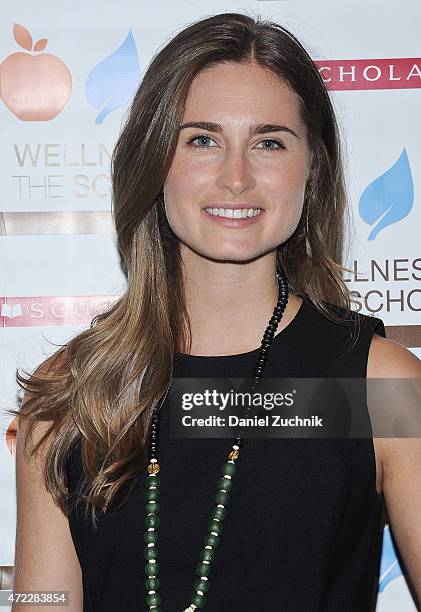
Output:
[163,61,313,265]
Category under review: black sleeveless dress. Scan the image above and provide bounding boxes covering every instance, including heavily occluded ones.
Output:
[65,294,387,611]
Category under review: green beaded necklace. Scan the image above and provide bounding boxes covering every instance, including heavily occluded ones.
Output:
[144,265,289,611]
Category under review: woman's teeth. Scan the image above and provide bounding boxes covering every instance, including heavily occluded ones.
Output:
[204,208,262,219]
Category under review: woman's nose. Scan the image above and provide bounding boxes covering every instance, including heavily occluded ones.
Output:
[215,150,255,195]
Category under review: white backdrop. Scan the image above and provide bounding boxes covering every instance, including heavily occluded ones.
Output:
[1,1,420,610]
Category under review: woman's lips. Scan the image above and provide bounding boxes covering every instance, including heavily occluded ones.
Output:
[202,208,264,228]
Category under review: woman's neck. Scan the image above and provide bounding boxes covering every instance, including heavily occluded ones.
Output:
[181,254,301,356]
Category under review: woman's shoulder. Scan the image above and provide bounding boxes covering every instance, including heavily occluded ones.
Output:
[300,293,386,339]
[367,333,420,378]
[290,295,387,374]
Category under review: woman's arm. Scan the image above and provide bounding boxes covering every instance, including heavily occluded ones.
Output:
[368,335,421,608]
[12,382,83,611]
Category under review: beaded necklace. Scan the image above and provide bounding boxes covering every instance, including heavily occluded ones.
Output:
[144,264,289,611]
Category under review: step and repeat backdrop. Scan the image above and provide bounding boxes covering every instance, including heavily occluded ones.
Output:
[0,1,420,610]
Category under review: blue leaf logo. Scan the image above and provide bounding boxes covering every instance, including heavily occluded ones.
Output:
[378,525,403,592]
[85,30,141,124]
[359,148,414,240]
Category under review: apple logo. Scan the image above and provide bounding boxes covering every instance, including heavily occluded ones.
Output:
[0,23,72,121]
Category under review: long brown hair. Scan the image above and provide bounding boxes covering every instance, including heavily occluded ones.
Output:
[8,12,359,526]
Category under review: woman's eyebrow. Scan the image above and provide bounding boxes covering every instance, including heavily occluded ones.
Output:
[179,121,300,139]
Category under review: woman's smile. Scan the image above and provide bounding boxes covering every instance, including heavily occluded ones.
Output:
[202,206,264,228]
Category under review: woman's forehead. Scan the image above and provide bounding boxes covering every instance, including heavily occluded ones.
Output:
[183,63,304,133]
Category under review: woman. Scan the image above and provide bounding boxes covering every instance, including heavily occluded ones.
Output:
[11,12,421,612]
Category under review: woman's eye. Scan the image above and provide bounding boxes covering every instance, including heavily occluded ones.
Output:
[187,135,217,149]
[186,136,285,151]
[256,139,285,151]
